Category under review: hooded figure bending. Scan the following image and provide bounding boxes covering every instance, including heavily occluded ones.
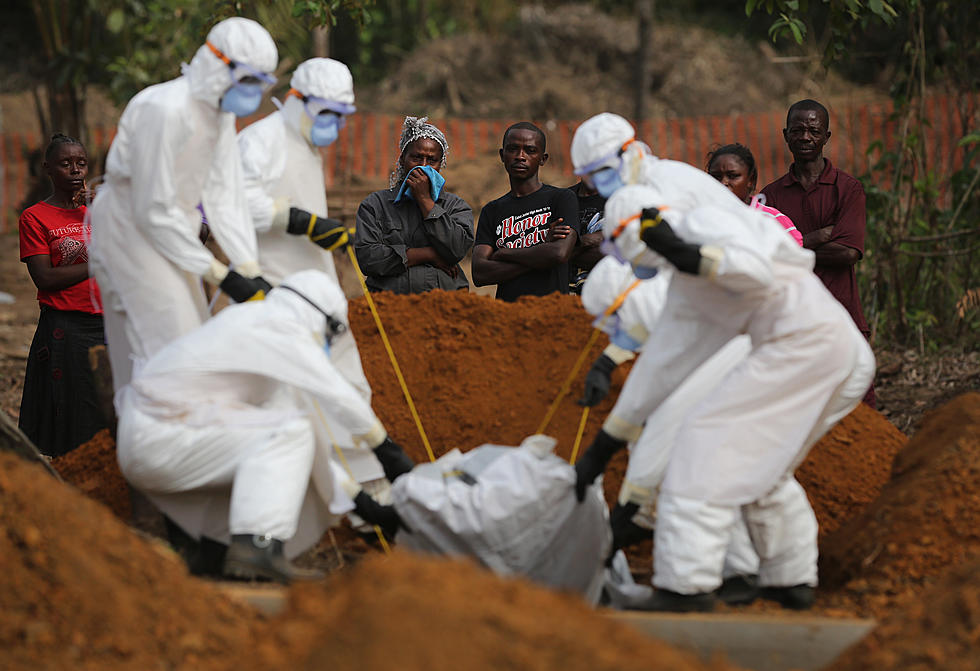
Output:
[90,17,278,392]
[115,270,409,583]
[573,185,874,612]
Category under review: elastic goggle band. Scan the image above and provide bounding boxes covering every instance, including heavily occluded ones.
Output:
[574,138,636,176]
[278,284,348,338]
[206,41,276,88]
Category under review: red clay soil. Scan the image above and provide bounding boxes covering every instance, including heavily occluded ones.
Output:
[828,556,980,671]
[817,392,980,618]
[51,428,131,521]
[245,551,743,671]
[0,451,262,671]
[797,402,908,538]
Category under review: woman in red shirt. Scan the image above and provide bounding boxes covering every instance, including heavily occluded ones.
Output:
[19,134,107,456]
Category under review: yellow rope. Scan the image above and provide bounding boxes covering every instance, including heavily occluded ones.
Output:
[345,244,436,463]
[312,399,391,554]
[535,279,643,437]
[569,406,590,464]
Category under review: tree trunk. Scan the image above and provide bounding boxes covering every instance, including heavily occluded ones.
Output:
[313,25,329,58]
[634,0,654,123]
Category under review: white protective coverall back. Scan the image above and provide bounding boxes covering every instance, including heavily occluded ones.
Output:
[581,257,757,578]
[602,185,875,594]
[115,270,386,558]
[89,18,277,392]
[237,58,382,483]
[391,435,611,604]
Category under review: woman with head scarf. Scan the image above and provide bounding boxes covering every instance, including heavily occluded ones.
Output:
[352,116,474,294]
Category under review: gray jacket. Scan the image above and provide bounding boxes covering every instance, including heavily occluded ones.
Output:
[353,188,474,294]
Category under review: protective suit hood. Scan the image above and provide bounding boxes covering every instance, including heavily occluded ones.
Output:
[603,184,678,268]
[280,58,355,141]
[269,269,349,342]
[183,17,278,108]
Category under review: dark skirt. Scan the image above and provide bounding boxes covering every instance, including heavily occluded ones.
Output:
[19,307,107,456]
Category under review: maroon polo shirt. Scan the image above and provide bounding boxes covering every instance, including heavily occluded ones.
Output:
[761,159,869,334]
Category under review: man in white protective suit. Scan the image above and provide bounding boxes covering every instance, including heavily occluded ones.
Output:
[236,58,387,496]
[573,184,875,612]
[115,270,412,583]
[90,17,279,393]
[579,257,761,606]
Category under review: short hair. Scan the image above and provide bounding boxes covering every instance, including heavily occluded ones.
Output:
[44,133,85,163]
[786,99,830,129]
[502,122,546,153]
[705,143,758,183]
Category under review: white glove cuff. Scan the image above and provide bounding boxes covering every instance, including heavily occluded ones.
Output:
[357,423,388,450]
[603,343,637,366]
[235,259,262,279]
[602,415,643,443]
[698,245,724,279]
[271,197,291,231]
[203,259,229,286]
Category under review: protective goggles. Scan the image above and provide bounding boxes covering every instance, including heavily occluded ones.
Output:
[574,138,636,177]
[206,41,276,90]
[289,89,356,120]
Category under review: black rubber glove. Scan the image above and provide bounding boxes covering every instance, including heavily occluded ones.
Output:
[220,270,273,303]
[372,436,415,483]
[639,207,701,275]
[578,353,617,407]
[610,502,652,553]
[574,429,627,502]
[285,207,350,252]
[353,491,405,540]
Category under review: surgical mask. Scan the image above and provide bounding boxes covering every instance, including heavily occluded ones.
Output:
[632,265,658,280]
[221,82,264,117]
[310,114,341,147]
[592,168,625,198]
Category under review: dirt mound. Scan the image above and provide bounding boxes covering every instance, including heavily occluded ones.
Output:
[828,556,980,671]
[51,428,131,521]
[361,4,882,120]
[248,550,741,671]
[0,450,261,670]
[818,393,980,614]
[796,402,908,538]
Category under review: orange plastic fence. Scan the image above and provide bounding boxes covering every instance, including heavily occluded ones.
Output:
[2,95,973,233]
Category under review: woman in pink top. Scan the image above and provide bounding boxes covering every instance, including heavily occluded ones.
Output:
[706,144,804,246]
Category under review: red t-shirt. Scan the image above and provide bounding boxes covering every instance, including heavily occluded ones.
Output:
[19,201,103,314]
[761,159,868,334]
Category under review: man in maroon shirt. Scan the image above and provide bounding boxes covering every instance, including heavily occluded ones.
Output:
[761,99,875,407]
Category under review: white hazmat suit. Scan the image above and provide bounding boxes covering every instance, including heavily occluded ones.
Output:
[116,270,388,559]
[237,58,383,484]
[603,185,874,599]
[90,18,277,392]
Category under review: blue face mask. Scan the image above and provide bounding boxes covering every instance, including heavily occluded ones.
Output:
[220,82,263,117]
[592,168,625,198]
[633,265,659,280]
[311,114,341,147]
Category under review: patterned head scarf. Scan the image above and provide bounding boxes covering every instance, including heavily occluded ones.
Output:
[389,116,450,189]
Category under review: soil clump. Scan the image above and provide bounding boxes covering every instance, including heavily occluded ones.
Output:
[51,428,131,521]
[818,392,980,617]
[248,551,742,671]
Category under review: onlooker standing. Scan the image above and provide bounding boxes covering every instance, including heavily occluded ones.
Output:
[706,143,803,246]
[18,134,107,456]
[354,116,474,294]
[761,99,875,406]
[472,122,580,301]
[568,179,606,293]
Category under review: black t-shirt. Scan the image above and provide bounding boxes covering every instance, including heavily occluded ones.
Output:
[475,184,580,301]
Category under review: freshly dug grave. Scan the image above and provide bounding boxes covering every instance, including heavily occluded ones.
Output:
[828,556,980,671]
[246,551,743,671]
[818,392,980,617]
[1,448,741,670]
[0,450,262,670]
